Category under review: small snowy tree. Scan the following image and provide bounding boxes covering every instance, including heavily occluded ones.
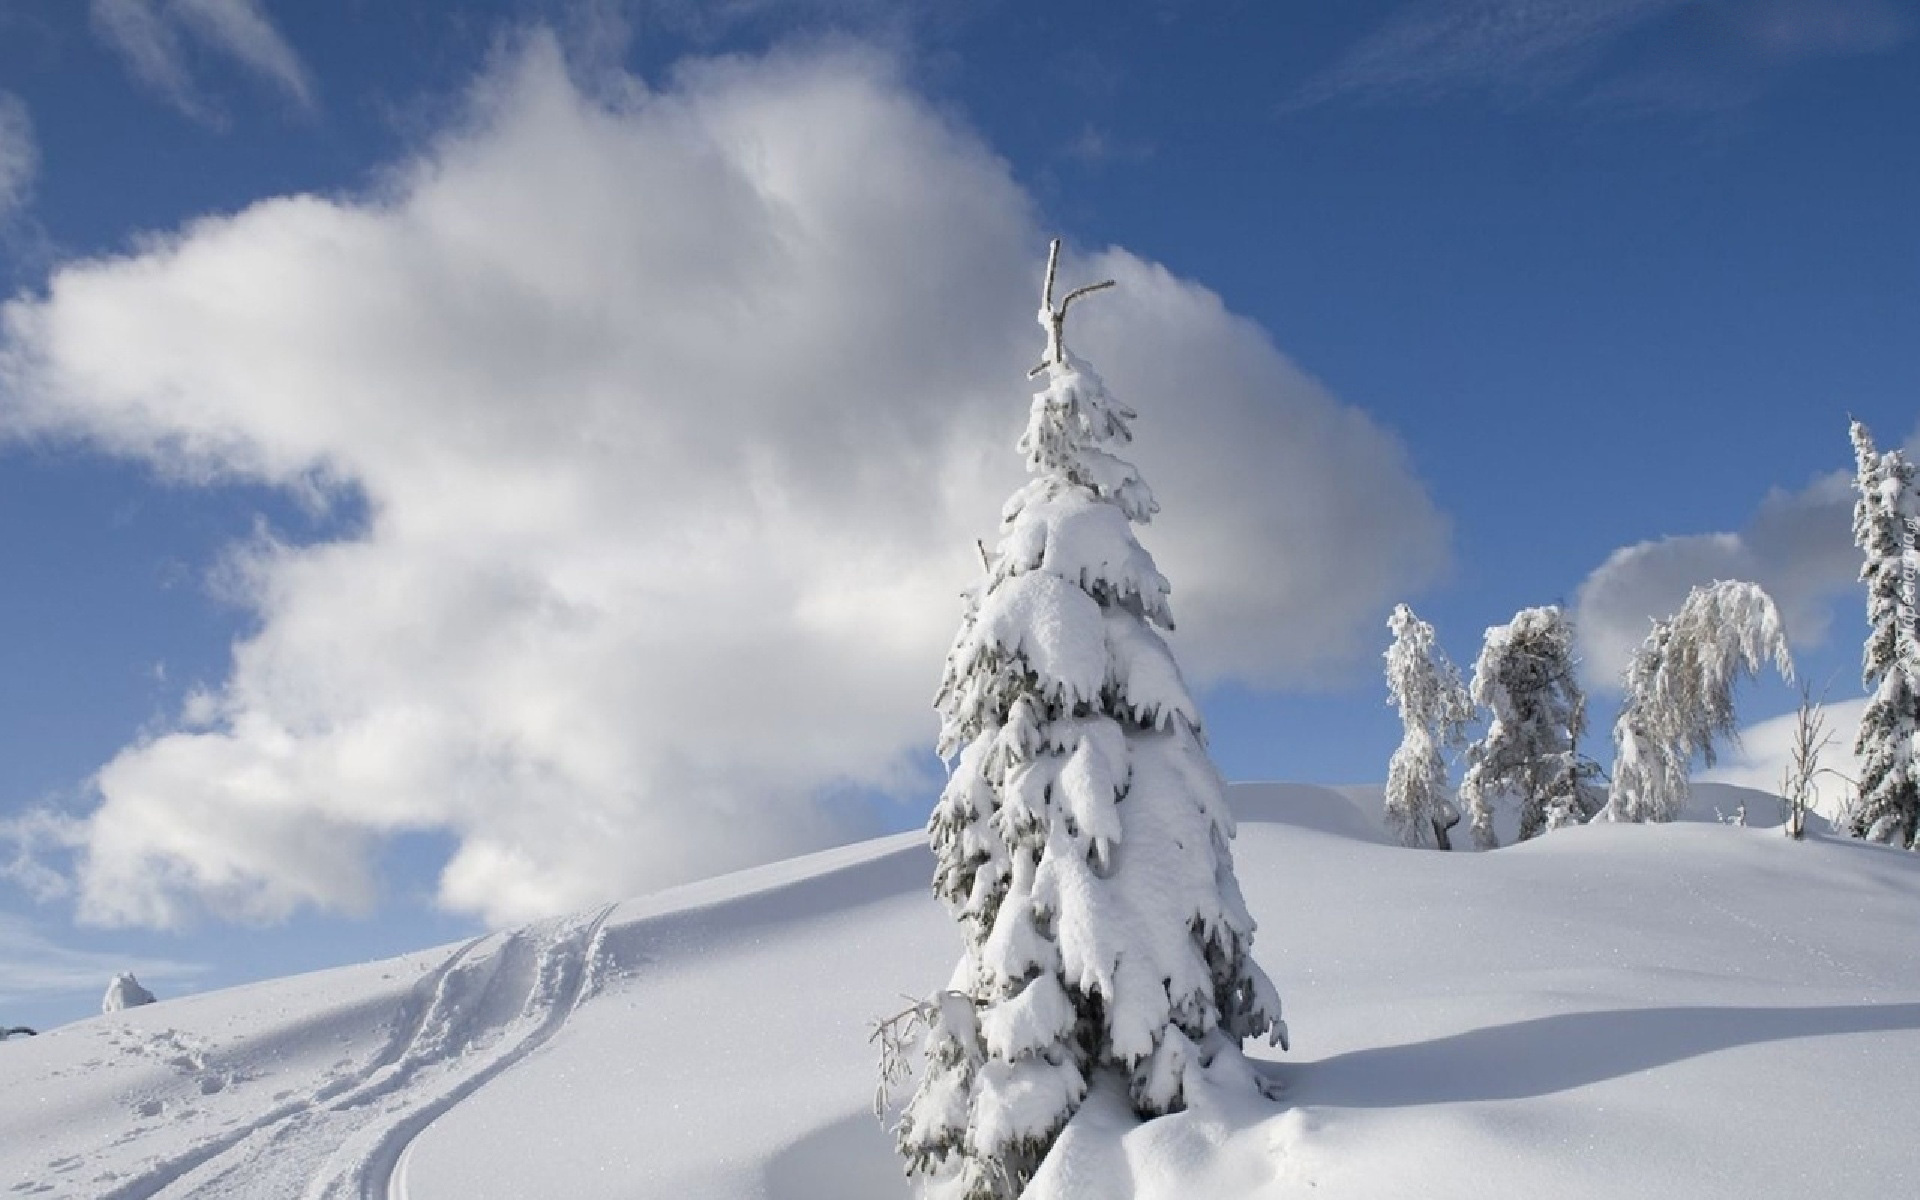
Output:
[1848,420,1920,849]
[1600,580,1793,823]
[896,241,1284,1200]
[1458,606,1600,848]
[1383,603,1474,849]
[102,972,156,1013]
[1604,625,1687,827]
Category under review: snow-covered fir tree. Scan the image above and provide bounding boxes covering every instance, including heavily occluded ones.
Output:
[1600,581,1792,823]
[897,242,1285,1200]
[1383,603,1474,849]
[1458,606,1601,848]
[1848,420,1920,849]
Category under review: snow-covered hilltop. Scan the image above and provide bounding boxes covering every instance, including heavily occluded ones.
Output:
[3,781,1917,1199]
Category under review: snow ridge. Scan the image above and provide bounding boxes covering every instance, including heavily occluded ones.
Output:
[79,906,614,1200]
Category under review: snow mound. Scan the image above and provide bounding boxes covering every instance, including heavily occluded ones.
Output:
[4,782,1918,1198]
[102,972,158,1013]
[1231,782,1388,842]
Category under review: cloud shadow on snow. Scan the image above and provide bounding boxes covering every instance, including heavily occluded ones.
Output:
[1286,1002,1920,1108]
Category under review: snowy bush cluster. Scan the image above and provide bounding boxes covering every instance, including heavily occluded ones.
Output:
[1385,587,1792,851]
[1385,420,1920,857]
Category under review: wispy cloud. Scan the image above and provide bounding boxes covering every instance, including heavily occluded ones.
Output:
[0,92,37,223]
[90,0,200,116]
[1063,124,1154,168]
[1294,0,1912,113]
[1297,0,1683,106]
[89,0,314,124]
[547,0,961,63]
[172,0,314,106]
[0,809,80,904]
[1734,0,1912,57]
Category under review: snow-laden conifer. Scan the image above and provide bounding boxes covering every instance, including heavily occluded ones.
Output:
[1848,420,1920,848]
[897,242,1284,1200]
[1600,581,1792,823]
[1458,606,1600,848]
[1383,604,1473,849]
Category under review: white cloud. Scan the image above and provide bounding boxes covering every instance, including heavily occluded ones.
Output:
[0,38,1446,929]
[1067,252,1447,684]
[1573,469,1859,687]
[1699,696,1864,823]
[89,0,313,121]
[0,93,36,223]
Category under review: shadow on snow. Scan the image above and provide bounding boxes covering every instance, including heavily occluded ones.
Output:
[1286,1001,1920,1108]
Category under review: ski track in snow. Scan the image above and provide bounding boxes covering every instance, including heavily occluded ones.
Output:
[77,905,616,1200]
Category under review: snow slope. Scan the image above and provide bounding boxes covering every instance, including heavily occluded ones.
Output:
[4,782,1918,1199]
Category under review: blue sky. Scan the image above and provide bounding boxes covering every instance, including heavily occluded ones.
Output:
[0,0,1914,1029]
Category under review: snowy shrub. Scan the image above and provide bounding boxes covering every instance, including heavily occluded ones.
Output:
[896,242,1284,1200]
[1383,604,1473,849]
[1459,606,1601,848]
[1778,683,1834,840]
[1848,420,1920,849]
[1600,581,1792,824]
